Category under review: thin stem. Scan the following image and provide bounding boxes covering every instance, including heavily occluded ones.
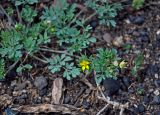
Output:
[83,12,97,23]
[32,55,48,64]
[73,12,97,28]
[5,59,20,76]
[39,48,80,58]
[68,7,86,27]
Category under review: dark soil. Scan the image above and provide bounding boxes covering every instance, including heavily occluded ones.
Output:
[0,0,160,115]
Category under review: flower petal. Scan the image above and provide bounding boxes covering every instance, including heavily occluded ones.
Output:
[82,66,85,71]
[86,65,89,70]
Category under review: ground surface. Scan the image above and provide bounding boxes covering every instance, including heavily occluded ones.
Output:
[0,0,160,115]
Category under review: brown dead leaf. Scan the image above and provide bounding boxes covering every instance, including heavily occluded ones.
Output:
[52,78,63,104]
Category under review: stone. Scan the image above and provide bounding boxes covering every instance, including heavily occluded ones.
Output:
[143,96,150,104]
[154,90,160,96]
[39,87,47,96]
[82,100,90,109]
[154,80,160,87]
[103,78,120,96]
[122,77,130,88]
[90,20,98,29]
[103,33,113,45]
[129,15,145,25]
[64,95,71,104]
[20,94,28,99]
[153,96,160,105]
[112,36,124,47]
[34,76,48,90]
[33,97,42,104]
[15,82,27,91]
[137,104,145,113]
[34,76,48,96]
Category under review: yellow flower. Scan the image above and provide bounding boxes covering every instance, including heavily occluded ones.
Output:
[119,60,127,69]
[79,60,90,71]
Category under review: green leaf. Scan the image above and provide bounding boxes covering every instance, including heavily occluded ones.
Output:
[71,68,80,78]
[21,5,37,23]
[61,54,66,60]
[15,1,24,6]
[89,37,96,43]
[95,76,103,84]
[76,20,84,27]
[16,66,23,73]
[26,0,38,4]
[63,70,71,80]
[23,64,32,69]
[134,54,144,66]
[63,56,72,62]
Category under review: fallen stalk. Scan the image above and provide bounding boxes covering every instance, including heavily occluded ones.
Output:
[11,104,81,114]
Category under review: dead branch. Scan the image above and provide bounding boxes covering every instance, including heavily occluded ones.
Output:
[96,104,109,115]
[80,77,96,90]
[11,104,81,114]
[94,71,129,115]
[97,86,129,115]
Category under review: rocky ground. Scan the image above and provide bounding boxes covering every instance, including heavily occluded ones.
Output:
[0,0,160,115]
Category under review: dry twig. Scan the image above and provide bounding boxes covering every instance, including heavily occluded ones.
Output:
[96,104,109,115]
[11,104,81,114]
[94,71,129,115]
[80,77,96,90]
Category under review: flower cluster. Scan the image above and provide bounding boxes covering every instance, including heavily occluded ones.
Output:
[79,60,90,71]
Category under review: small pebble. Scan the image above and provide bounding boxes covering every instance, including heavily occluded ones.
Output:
[129,15,145,25]
[154,80,160,87]
[155,74,159,79]
[143,96,150,104]
[64,95,71,104]
[39,87,47,96]
[34,76,48,90]
[82,100,90,109]
[153,96,160,105]
[154,90,160,96]
[138,104,145,113]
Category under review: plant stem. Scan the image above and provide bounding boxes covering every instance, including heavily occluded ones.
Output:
[5,59,20,76]
[83,12,97,23]
[68,7,86,27]
[73,12,97,28]
[39,48,80,58]
[32,55,48,64]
